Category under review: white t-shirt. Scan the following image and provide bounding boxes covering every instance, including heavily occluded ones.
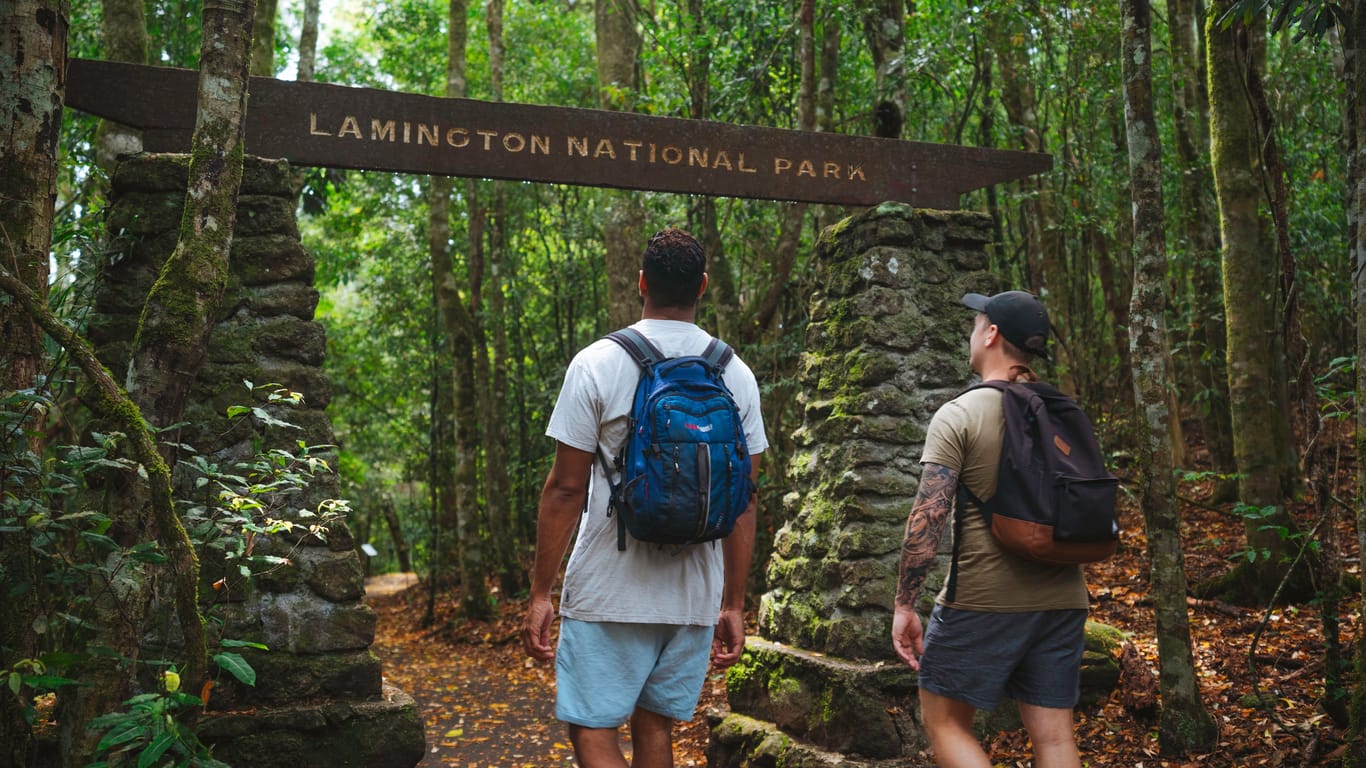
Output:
[546,319,769,626]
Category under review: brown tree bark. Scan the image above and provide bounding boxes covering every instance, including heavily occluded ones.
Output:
[860,0,906,138]
[596,0,647,331]
[1169,0,1237,501]
[481,0,523,597]
[429,0,492,620]
[1348,1,1366,762]
[0,3,67,763]
[296,0,320,81]
[1204,3,1307,606]
[250,0,279,77]
[1122,0,1217,754]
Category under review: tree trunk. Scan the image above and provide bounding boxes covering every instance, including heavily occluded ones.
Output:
[381,496,413,573]
[987,11,1071,385]
[1122,0,1218,754]
[96,0,146,170]
[0,3,66,763]
[1169,0,1237,501]
[1204,3,1307,606]
[426,0,491,620]
[250,0,278,77]
[596,0,646,330]
[861,0,906,138]
[427,174,461,602]
[1347,2,1366,763]
[57,1,253,754]
[454,192,490,619]
[296,0,320,81]
[481,0,523,597]
[679,0,735,340]
[745,0,814,344]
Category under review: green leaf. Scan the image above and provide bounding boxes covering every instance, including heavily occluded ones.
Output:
[79,531,121,550]
[96,721,147,751]
[219,638,269,651]
[212,652,256,686]
[138,730,178,768]
[7,671,20,697]
[21,674,83,689]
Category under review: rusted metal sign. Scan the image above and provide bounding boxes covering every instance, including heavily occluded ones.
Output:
[65,58,1050,209]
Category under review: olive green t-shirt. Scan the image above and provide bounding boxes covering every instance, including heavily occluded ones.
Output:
[920,387,1090,612]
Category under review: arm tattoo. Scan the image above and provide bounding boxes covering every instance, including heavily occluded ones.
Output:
[895,463,959,609]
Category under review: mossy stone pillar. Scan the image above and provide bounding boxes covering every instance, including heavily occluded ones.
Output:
[89,154,424,768]
[710,204,993,767]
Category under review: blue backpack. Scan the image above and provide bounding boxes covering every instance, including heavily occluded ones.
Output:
[597,328,754,551]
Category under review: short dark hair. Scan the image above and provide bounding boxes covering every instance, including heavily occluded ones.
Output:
[641,228,706,309]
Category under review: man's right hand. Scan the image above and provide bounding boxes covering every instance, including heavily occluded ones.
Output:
[891,604,924,670]
[521,596,556,662]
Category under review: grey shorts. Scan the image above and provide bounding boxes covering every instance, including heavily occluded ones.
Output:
[918,604,1087,711]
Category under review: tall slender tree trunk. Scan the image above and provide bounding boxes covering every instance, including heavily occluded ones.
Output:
[1204,3,1306,605]
[381,496,413,573]
[745,0,814,345]
[296,0,320,81]
[0,3,66,764]
[481,0,522,596]
[97,0,146,170]
[428,0,491,620]
[1122,0,1217,755]
[428,174,461,596]
[1169,0,1236,501]
[596,0,646,330]
[987,12,1071,385]
[861,0,906,138]
[250,0,278,77]
[1346,2,1366,763]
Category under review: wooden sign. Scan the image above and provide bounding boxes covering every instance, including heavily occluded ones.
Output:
[65,58,1051,209]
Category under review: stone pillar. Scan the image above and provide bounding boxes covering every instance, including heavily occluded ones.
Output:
[89,154,424,768]
[710,204,1121,767]
[709,204,992,767]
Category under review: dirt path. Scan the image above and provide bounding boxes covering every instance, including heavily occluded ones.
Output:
[365,575,720,767]
[365,575,575,767]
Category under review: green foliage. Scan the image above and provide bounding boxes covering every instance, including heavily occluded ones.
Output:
[1231,501,1321,564]
[85,678,229,768]
[182,383,347,587]
[2,377,342,759]
[1314,356,1355,420]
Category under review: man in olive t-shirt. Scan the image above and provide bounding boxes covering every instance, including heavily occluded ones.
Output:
[891,291,1087,768]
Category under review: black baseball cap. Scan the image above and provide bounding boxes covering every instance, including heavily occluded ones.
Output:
[961,290,1050,358]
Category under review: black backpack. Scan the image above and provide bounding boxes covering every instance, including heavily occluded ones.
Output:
[953,380,1120,569]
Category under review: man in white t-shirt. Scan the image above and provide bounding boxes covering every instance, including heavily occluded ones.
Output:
[521,227,768,767]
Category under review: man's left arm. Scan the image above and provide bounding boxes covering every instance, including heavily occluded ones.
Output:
[892,462,958,669]
[714,454,761,668]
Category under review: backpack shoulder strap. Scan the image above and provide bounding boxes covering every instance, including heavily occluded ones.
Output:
[605,327,665,368]
[701,337,735,373]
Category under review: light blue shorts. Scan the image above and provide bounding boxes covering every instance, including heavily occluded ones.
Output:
[555,618,714,727]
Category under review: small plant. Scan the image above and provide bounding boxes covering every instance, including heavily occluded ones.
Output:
[85,669,230,768]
